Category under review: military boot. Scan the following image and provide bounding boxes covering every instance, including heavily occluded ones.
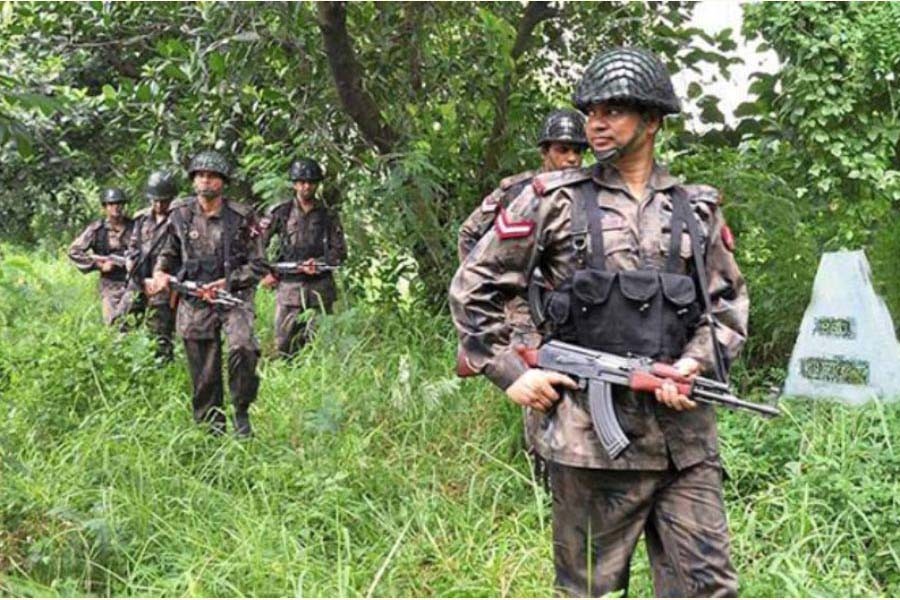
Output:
[234,408,253,438]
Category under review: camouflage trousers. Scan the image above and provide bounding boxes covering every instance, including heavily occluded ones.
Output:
[178,294,260,431]
[273,280,334,358]
[99,279,128,326]
[549,460,737,598]
[144,302,176,362]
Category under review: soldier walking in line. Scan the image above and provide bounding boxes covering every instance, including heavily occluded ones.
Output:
[259,158,347,358]
[450,48,749,597]
[147,151,266,437]
[117,170,180,361]
[68,187,135,325]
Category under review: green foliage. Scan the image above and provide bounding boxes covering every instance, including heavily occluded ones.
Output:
[1,253,899,596]
[0,2,737,303]
[742,3,900,248]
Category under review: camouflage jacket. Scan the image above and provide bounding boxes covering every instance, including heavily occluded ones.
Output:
[449,162,749,470]
[126,207,173,304]
[68,217,135,283]
[457,170,537,262]
[154,196,265,292]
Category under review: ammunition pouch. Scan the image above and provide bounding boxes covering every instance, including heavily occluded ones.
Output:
[568,269,700,358]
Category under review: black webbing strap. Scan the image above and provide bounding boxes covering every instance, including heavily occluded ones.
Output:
[222,200,236,286]
[569,180,595,269]
[670,186,728,382]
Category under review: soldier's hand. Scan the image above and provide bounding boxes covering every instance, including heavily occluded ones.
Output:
[300,258,317,275]
[506,369,578,412]
[146,272,170,295]
[654,357,700,411]
[261,273,279,289]
[202,278,226,291]
[99,260,115,273]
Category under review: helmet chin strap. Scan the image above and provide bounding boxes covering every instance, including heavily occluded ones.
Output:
[592,119,648,165]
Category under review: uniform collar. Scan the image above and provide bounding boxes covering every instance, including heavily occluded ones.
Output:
[592,161,679,198]
[193,196,224,218]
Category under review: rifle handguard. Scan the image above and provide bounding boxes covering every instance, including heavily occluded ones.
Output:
[629,371,692,396]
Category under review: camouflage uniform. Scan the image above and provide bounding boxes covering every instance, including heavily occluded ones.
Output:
[261,199,347,357]
[154,196,265,431]
[120,206,178,360]
[69,216,135,325]
[449,163,748,596]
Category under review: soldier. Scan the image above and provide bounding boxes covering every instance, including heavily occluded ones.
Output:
[260,158,347,358]
[450,47,749,597]
[456,109,588,487]
[457,109,588,261]
[68,187,135,325]
[146,151,266,437]
[117,170,179,361]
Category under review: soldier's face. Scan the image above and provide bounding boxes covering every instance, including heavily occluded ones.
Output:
[585,102,659,154]
[153,200,172,216]
[294,180,318,202]
[542,142,584,171]
[193,171,224,199]
[104,203,123,219]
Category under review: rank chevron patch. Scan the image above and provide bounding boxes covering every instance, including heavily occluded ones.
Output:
[494,206,534,239]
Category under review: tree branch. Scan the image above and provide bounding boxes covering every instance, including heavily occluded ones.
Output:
[317,2,400,155]
[480,1,559,180]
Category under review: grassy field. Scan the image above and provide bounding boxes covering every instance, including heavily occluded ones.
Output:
[1,249,898,597]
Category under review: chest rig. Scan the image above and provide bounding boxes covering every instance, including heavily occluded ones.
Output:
[176,198,245,288]
[546,181,712,368]
[95,220,132,282]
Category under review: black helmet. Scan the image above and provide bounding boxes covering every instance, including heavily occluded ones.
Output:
[188,150,231,181]
[573,47,681,116]
[537,109,588,147]
[289,158,324,182]
[100,187,127,205]
[145,170,178,201]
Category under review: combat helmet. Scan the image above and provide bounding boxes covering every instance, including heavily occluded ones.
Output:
[537,109,588,148]
[289,158,324,182]
[100,187,127,205]
[145,170,178,201]
[188,150,231,181]
[572,47,681,116]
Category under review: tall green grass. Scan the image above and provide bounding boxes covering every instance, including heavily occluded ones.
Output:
[1,249,898,597]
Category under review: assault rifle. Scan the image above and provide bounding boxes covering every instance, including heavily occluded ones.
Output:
[517,340,780,459]
[90,253,127,267]
[270,261,338,274]
[163,275,245,308]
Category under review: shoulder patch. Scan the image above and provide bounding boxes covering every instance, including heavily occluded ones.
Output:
[499,169,537,191]
[494,206,535,240]
[532,166,593,197]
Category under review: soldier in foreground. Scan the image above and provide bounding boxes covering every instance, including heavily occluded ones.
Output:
[68,187,135,325]
[260,158,347,358]
[450,48,749,596]
[117,170,179,361]
[456,109,588,485]
[147,151,265,437]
